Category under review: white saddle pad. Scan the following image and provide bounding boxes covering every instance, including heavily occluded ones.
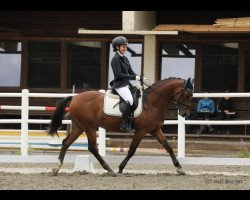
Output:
[104,89,143,118]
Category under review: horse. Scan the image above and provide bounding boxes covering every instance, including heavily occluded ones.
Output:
[48,77,193,176]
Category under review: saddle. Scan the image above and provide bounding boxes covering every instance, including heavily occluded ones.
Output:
[111,86,141,113]
[103,85,143,118]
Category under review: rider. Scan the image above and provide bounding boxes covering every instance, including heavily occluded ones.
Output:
[110,36,143,133]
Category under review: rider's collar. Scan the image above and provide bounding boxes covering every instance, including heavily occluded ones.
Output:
[117,51,124,57]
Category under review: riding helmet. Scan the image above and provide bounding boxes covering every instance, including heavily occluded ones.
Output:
[112,36,128,51]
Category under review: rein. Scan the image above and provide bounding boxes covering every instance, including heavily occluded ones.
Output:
[141,80,164,110]
[141,79,193,111]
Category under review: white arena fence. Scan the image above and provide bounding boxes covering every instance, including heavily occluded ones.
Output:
[0,89,106,157]
[1,90,250,158]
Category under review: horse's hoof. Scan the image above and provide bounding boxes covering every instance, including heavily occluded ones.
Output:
[79,170,89,175]
[107,171,117,177]
[52,168,59,176]
[176,167,185,175]
[116,171,123,176]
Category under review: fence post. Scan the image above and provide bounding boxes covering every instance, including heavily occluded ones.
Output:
[21,89,29,156]
[177,114,185,158]
[98,127,106,156]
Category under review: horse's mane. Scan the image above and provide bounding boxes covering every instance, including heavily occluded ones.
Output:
[142,77,183,108]
[144,77,182,93]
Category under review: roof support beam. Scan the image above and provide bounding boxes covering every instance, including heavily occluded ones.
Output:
[78,29,178,35]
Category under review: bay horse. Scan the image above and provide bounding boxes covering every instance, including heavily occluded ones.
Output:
[48,77,193,176]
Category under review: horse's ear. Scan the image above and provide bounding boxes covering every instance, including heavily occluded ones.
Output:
[184,77,193,91]
[187,78,194,91]
[183,80,186,87]
[183,78,190,87]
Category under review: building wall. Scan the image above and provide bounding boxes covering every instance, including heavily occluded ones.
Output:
[1,11,250,127]
[0,11,122,37]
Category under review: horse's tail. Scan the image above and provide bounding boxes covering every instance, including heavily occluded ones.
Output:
[48,96,72,136]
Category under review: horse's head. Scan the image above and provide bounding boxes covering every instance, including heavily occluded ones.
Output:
[171,78,193,117]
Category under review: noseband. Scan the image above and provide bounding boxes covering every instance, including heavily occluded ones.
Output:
[171,87,193,112]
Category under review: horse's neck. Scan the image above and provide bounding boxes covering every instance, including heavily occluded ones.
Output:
[149,80,180,108]
[146,80,180,118]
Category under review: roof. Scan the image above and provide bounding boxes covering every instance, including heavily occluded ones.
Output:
[154,17,250,34]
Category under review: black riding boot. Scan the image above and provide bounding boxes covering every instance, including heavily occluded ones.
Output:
[120,101,135,133]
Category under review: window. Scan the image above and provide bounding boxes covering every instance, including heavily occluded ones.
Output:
[67,42,101,89]
[108,43,142,88]
[0,42,21,87]
[160,44,195,81]
[245,44,250,92]
[27,41,61,88]
[202,43,238,92]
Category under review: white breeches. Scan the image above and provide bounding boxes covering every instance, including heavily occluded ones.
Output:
[115,85,133,106]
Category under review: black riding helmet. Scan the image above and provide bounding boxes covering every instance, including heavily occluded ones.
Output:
[112,36,128,52]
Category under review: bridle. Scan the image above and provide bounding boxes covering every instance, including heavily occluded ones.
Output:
[141,79,193,112]
[171,87,193,112]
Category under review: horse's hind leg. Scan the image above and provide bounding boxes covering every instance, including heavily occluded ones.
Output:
[118,131,145,174]
[150,128,185,175]
[85,127,116,176]
[52,119,82,176]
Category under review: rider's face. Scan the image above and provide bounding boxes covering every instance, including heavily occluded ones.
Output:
[118,45,127,55]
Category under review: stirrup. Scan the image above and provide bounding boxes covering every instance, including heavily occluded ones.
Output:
[120,126,135,134]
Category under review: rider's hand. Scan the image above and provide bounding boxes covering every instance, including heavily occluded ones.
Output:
[135,75,141,81]
[135,75,144,82]
[136,75,147,82]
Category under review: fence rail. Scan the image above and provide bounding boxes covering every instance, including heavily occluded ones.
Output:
[0,105,69,111]
[1,90,250,158]
[0,90,105,156]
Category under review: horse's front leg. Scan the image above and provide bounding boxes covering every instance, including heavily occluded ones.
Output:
[86,129,116,176]
[150,128,185,175]
[118,131,145,174]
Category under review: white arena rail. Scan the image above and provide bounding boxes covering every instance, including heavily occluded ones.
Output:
[0,105,70,111]
[0,89,106,156]
[164,92,250,158]
[1,89,250,158]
